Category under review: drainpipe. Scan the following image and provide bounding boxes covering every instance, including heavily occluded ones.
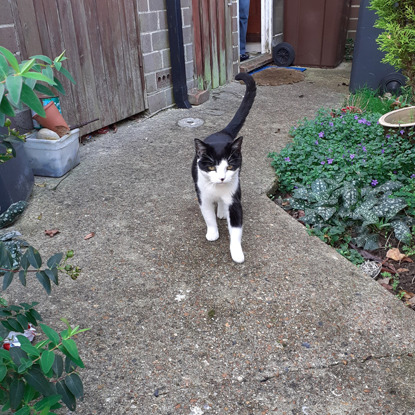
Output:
[166,0,191,109]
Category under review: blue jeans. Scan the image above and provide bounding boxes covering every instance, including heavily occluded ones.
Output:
[239,0,250,55]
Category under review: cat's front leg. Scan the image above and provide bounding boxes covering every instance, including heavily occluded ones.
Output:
[229,227,244,263]
[217,200,227,219]
[200,202,219,241]
[228,200,244,263]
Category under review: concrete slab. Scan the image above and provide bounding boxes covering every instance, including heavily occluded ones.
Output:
[6,63,415,414]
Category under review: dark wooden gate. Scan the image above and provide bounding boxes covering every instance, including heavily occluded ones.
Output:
[10,0,146,135]
[192,0,235,90]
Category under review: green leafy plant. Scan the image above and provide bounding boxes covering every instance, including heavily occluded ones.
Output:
[391,177,415,216]
[380,271,400,291]
[344,86,414,114]
[0,239,87,413]
[268,109,415,193]
[0,48,85,412]
[0,46,75,163]
[369,0,415,95]
[285,177,412,260]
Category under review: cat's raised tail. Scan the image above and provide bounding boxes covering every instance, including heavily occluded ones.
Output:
[220,72,256,139]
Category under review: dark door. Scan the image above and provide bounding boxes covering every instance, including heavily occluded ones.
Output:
[247,0,261,43]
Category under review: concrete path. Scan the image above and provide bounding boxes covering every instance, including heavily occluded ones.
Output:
[9,63,415,414]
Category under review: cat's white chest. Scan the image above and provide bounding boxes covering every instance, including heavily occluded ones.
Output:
[197,167,239,203]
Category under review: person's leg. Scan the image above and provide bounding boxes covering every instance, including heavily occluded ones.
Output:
[239,0,250,57]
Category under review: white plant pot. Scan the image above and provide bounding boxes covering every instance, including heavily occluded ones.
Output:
[24,128,80,177]
[378,106,415,128]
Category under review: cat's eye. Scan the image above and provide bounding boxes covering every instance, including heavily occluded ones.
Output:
[227,165,233,170]
[208,166,216,171]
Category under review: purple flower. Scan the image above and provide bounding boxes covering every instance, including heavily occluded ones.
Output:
[362,146,367,152]
[386,134,391,138]
[318,131,324,138]
[315,140,319,145]
[327,158,334,164]
[371,179,378,187]
[321,161,325,165]
[354,115,359,120]
[284,157,290,162]
[329,122,334,127]
[400,129,405,135]
[411,174,415,179]
[350,154,355,160]
[381,149,385,154]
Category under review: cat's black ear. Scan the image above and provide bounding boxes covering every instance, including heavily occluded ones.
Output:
[194,139,208,158]
[231,136,243,152]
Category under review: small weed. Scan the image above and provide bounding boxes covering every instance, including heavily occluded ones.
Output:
[381,271,400,291]
[208,309,216,320]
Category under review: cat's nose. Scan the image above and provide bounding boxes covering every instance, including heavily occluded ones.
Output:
[220,178,225,182]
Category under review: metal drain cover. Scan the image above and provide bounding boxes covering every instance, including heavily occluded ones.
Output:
[178,117,204,128]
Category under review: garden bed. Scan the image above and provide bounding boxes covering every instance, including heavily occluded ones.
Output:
[273,193,415,310]
[268,90,415,310]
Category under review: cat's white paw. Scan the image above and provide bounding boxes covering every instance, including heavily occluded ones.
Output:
[230,244,244,263]
[206,228,219,241]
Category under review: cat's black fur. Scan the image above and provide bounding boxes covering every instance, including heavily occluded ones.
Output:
[191,73,256,263]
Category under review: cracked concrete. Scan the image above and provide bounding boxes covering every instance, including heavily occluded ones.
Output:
[5,62,415,414]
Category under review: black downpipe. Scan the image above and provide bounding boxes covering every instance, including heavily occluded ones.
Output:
[166,0,191,109]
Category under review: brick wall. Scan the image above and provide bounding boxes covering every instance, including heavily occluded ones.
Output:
[347,0,361,40]
[137,0,195,113]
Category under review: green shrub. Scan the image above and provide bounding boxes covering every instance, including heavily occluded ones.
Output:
[0,47,85,413]
[369,0,415,95]
[0,238,87,413]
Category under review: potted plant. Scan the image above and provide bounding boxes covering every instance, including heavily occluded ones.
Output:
[0,47,76,211]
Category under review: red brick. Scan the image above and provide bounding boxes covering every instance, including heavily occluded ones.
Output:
[188,88,210,105]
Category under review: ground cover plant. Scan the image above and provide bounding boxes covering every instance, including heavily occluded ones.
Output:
[268,89,415,308]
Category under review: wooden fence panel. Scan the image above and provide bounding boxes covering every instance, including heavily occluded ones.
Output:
[13,0,145,135]
[217,0,227,86]
[193,0,232,89]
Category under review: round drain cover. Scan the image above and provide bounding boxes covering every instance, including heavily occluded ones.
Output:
[178,117,204,128]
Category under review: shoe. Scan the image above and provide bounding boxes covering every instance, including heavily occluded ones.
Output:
[240,53,249,62]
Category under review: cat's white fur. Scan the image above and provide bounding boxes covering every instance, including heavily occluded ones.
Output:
[196,159,244,263]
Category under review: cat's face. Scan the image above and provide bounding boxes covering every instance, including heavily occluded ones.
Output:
[194,137,242,184]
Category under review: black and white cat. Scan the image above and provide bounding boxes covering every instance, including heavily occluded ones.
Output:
[192,73,256,263]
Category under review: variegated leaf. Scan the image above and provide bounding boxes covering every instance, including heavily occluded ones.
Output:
[315,206,336,221]
[391,221,412,243]
[342,186,358,209]
[292,187,309,200]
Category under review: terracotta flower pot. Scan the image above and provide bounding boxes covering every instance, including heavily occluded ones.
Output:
[32,102,70,137]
